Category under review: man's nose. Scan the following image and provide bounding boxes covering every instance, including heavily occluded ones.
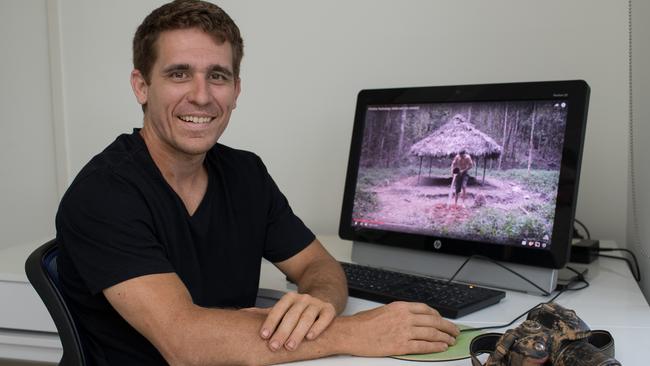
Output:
[188,77,210,105]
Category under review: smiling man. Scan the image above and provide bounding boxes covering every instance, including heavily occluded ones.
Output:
[55,1,459,364]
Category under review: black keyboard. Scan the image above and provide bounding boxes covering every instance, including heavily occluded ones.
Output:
[340,262,505,319]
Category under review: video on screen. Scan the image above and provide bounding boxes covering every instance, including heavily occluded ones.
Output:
[351,100,568,249]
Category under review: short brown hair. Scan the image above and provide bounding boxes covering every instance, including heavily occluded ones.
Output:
[133,0,244,84]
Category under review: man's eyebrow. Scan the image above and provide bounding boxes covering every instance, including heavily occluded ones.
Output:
[162,64,191,74]
[161,64,233,78]
[208,65,234,77]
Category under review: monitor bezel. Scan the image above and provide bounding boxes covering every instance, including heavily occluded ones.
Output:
[338,80,590,269]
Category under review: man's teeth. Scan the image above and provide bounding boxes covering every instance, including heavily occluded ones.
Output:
[179,116,212,124]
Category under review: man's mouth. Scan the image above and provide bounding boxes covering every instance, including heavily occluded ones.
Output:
[178,115,214,124]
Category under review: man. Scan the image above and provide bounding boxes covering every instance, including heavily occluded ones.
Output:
[450,150,473,207]
[56,1,459,364]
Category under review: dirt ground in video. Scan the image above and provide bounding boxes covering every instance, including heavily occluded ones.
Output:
[362,174,547,239]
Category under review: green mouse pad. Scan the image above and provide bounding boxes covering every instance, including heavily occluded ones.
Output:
[390,325,483,362]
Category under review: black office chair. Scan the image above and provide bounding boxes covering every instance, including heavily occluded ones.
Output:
[25,239,86,366]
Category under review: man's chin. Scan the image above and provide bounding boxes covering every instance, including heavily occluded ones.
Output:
[183,146,215,157]
[177,139,219,157]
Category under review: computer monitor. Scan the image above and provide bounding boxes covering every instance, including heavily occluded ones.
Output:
[339,80,590,294]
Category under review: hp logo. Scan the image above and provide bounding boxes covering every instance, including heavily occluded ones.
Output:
[433,240,442,250]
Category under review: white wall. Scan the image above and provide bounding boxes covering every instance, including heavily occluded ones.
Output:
[0,0,59,250]
[54,0,630,245]
[1,0,638,285]
[630,0,650,302]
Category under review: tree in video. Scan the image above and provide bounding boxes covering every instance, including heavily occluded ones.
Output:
[352,101,567,245]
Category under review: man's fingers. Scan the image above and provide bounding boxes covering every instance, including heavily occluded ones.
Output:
[411,314,460,337]
[260,295,294,339]
[402,303,459,337]
[404,340,450,355]
[306,306,336,340]
[438,319,460,337]
[406,302,440,316]
[411,326,456,345]
[283,305,320,350]
[259,292,339,352]
[268,301,308,350]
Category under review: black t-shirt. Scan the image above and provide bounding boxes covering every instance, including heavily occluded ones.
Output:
[56,130,314,365]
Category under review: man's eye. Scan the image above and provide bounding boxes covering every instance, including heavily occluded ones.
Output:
[210,73,228,81]
[170,71,187,79]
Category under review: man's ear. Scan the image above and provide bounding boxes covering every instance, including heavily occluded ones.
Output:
[131,69,149,106]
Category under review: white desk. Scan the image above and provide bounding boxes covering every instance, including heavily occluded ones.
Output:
[1,236,648,365]
[268,236,650,366]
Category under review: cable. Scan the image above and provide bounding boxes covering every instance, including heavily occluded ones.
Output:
[459,267,589,333]
[597,248,641,282]
[572,215,641,281]
[446,255,552,296]
[573,218,591,240]
[459,302,537,333]
[561,266,590,291]
[445,256,588,333]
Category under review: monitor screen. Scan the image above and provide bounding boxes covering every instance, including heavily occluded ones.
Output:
[339,80,590,269]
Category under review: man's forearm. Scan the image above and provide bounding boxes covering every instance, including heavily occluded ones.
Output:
[164,301,459,365]
[179,302,452,365]
[176,306,354,365]
[295,256,348,313]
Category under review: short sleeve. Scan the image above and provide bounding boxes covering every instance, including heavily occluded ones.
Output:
[57,170,174,295]
[259,160,315,263]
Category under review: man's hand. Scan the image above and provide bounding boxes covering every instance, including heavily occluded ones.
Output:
[260,292,337,352]
[268,239,347,352]
[343,301,460,357]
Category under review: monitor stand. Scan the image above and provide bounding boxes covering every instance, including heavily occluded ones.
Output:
[352,241,558,295]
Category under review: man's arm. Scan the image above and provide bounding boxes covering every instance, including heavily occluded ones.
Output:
[465,156,474,173]
[450,155,458,174]
[260,239,347,351]
[104,273,459,365]
[276,239,347,312]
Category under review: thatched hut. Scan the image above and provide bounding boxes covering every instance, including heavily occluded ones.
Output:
[410,114,502,183]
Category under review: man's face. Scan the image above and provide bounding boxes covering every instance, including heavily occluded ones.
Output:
[131,28,241,157]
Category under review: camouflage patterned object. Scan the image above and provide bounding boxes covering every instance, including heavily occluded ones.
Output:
[481,302,621,366]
